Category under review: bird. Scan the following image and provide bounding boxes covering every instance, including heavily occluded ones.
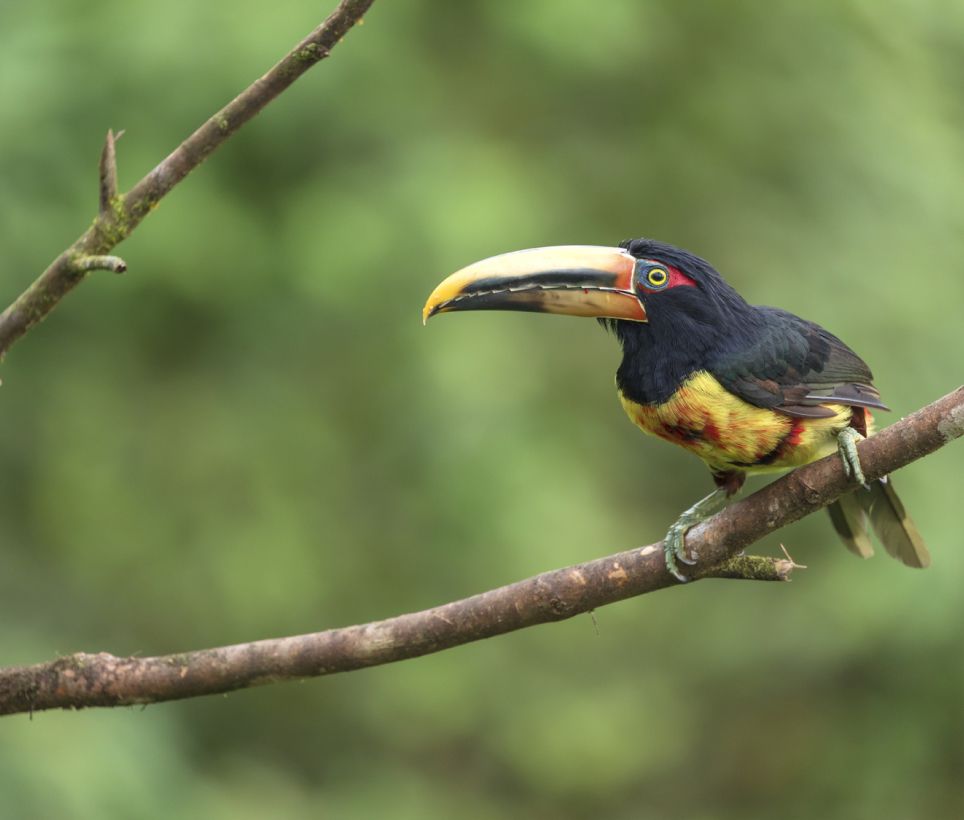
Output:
[422,238,929,581]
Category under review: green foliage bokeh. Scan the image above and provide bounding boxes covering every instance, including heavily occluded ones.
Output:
[1,1,962,817]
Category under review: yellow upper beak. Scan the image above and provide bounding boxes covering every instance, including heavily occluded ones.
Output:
[422,245,646,324]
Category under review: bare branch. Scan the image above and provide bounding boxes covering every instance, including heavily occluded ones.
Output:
[1,386,959,717]
[0,0,376,359]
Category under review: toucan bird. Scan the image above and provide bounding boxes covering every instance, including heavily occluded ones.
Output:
[423,239,930,581]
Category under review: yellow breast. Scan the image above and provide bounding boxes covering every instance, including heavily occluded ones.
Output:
[618,371,856,474]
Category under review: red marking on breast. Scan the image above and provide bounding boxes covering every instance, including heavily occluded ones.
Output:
[785,420,805,449]
[661,423,701,444]
[761,418,807,465]
[702,419,720,443]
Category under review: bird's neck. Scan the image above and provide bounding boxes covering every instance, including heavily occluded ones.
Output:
[612,301,758,406]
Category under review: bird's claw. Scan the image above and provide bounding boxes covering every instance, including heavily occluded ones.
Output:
[838,427,869,489]
[664,525,698,583]
[661,487,730,583]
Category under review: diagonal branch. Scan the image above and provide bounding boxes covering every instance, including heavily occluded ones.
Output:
[1,386,959,717]
[0,0,375,360]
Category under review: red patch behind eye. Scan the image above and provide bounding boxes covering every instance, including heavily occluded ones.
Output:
[663,264,697,289]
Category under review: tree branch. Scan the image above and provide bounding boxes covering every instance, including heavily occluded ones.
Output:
[1,387,959,717]
[0,0,375,359]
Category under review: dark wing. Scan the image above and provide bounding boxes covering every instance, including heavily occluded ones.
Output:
[711,307,889,419]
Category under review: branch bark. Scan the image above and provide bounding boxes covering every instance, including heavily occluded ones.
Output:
[0,0,375,359]
[1,387,960,717]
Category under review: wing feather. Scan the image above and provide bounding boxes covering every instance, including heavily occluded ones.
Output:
[711,308,887,417]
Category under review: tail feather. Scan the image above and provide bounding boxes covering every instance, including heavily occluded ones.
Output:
[866,477,931,568]
[827,477,930,569]
[827,494,875,559]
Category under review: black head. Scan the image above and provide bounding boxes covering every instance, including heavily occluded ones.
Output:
[599,238,750,334]
[604,239,758,404]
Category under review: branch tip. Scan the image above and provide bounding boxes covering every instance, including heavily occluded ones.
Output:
[72,255,128,274]
[99,128,121,213]
[703,553,797,582]
[779,543,806,570]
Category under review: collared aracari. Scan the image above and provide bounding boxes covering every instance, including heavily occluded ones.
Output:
[423,239,929,581]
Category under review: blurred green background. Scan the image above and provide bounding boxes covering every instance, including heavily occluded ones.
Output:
[1,1,962,817]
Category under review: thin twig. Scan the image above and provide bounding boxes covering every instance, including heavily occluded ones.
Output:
[71,255,127,274]
[708,552,800,581]
[98,128,122,214]
[0,0,376,360]
[0,386,959,717]
[779,543,806,570]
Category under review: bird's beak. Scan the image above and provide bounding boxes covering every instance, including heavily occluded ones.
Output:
[422,245,646,324]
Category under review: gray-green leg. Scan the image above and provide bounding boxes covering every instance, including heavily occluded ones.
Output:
[663,487,729,582]
[837,427,869,489]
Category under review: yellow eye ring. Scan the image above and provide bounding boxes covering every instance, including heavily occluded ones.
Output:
[646,268,668,288]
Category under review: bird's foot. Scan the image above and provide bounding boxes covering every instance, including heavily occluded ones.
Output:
[663,488,729,582]
[837,427,869,489]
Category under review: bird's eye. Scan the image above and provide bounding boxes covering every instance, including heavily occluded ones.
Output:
[646,268,669,289]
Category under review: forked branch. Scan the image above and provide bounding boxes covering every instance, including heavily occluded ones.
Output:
[0,0,375,358]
